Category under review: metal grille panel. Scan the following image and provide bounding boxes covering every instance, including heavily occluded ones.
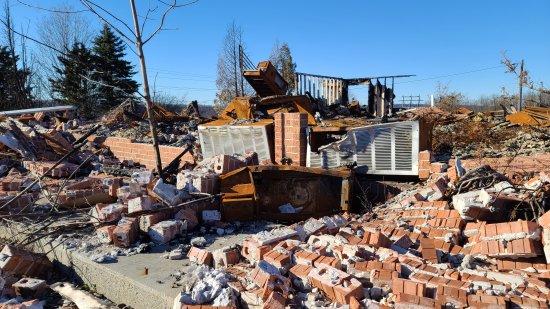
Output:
[308,121,419,175]
[199,125,271,162]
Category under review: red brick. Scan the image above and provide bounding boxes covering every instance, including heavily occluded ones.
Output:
[241,238,272,262]
[187,247,213,266]
[393,278,426,297]
[418,150,433,161]
[538,210,550,229]
[418,169,430,180]
[263,249,291,269]
[262,291,286,309]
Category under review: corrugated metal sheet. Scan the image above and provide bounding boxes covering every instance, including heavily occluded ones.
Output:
[198,124,271,162]
[308,121,419,175]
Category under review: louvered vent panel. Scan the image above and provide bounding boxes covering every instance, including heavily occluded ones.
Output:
[308,121,419,175]
[199,125,271,162]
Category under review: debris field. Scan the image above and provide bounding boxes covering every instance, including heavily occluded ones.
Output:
[0,61,548,309]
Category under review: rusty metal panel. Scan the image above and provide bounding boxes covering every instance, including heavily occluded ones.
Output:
[243,61,288,97]
[308,121,420,176]
[220,166,352,221]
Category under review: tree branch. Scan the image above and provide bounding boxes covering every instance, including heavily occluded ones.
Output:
[0,17,67,56]
[140,5,159,35]
[78,73,145,99]
[79,0,136,44]
[16,1,87,14]
[142,0,199,45]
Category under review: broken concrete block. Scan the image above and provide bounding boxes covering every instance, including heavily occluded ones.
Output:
[12,278,47,298]
[152,179,188,206]
[252,227,298,246]
[131,170,152,185]
[294,217,326,241]
[452,189,493,221]
[95,203,126,222]
[148,220,185,244]
[176,170,219,194]
[127,195,153,213]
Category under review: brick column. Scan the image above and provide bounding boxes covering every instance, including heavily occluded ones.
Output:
[418,150,433,180]
[274,113,308,166]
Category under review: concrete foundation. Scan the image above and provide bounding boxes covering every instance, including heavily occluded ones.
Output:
[0,220,250,309]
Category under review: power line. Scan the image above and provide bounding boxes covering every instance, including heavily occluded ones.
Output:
[353,65,507,87]
[396,65,505,84]
[149,67,215,78]
[155,85,216,91]
[154,75,216,82]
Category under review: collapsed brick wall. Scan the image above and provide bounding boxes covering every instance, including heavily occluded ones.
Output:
[86,136,194,170]
[457,153,550,182]
[274,112,308,166]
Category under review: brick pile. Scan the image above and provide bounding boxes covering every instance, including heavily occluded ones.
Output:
[180,171,550,308]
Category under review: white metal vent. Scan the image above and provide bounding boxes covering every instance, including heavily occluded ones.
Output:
[198,125,271,162]
[308,121,419,175]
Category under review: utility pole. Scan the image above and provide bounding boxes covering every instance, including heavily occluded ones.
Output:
[129,0,163,177]
[540,82,544,107]
[233,41,238,97]
[518,59,524,110]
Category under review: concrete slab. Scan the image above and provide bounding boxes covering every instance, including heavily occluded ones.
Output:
[0,220,265,309]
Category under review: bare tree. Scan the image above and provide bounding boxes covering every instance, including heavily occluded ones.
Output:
[269,39,281,69]
[501,51,550,110]
[34,5,94,99]
[78,0,198,176]
[1,0,32,108]
[214,22,251,112]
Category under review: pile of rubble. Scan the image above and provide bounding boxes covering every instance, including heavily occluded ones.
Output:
[0,59,549,309]
[172,164,550,308]
[402,106,550,159]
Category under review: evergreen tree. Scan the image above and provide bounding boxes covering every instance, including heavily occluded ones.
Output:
[50,42,97,118]
[92,24,138,110]
[0,46,32,110]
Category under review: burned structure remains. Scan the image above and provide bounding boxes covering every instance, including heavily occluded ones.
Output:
[0,58,549,309]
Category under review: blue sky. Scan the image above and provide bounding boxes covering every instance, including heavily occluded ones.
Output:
[6,0,550,105]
